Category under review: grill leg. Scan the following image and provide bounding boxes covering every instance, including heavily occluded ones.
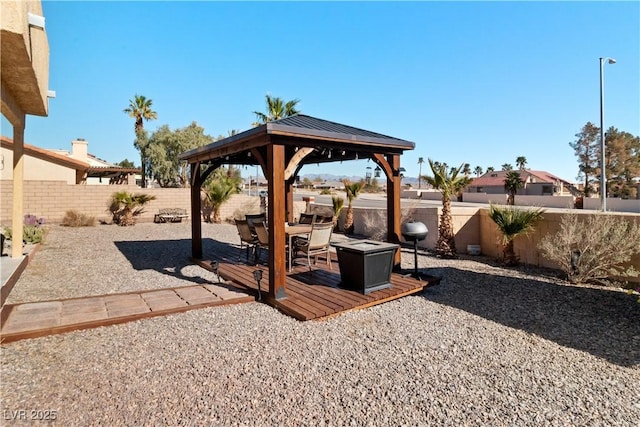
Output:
[414,239,419,277]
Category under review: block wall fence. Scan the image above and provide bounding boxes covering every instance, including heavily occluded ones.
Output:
[2,180,638,279]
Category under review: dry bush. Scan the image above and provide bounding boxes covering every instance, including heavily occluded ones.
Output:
[61,209,96,227]
[539,213,640,286]
[361,210,387,241]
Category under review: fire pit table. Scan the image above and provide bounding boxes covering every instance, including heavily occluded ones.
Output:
[333,240,399,294]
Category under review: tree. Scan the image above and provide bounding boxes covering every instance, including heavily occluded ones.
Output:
[302,177,313,189]
[117,159,135,168]
[516,156,527,170]
[462,163,472,176]
[203,173,237,224]
[569,122,600,197]
[504,171,524,205]
[342,179,364,235]
[108,191,156,226]
[332,196,344,231]
[501,163,513,171]
[486,166,495,173]
[417,157,424,189]
[489,204,544,266]
[253,94,300,125]
[124,95,158,188]
[603,127,640,199]
[474,166,483,177]
[147,122,213,187]
[422,159,471,258]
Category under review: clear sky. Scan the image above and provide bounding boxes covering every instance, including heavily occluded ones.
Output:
[3,1,639,183]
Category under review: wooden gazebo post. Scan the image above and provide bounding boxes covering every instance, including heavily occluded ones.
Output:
[266,143,287,300]
[386,154,402,270]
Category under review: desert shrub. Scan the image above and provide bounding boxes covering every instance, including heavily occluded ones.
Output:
[320,189,333,195]
[539,213,640,285]
[3,225,45,244]
[361,210,386,241]
[108,192,156,226]
[61,209,96,227]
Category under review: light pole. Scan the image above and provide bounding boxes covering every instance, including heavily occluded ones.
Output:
[599,56,616,211]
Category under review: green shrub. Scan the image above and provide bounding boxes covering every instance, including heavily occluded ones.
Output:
[320,189,332,195]
[539,213,640,286]
[61,209,96,227]
[3,225,45,244]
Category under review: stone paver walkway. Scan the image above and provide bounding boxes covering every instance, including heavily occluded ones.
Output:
[0,284,254,343]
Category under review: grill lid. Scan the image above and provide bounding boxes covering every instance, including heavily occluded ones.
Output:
[402,221,428,241]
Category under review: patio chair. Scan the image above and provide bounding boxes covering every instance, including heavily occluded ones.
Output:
[254,221,289,264]
[235,219,258,264]
[314,214,334,224]
[298,212,316,224]
[245,213,266,234]
[293,222,333,271]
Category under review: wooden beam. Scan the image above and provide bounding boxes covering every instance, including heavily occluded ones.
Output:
[190,162,203,259]
[284,147,314,180]
[11,120,25,258]
[386,154,402,270]
[267,143,287,300]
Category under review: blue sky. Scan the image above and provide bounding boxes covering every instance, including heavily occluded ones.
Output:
[3,1,639,183]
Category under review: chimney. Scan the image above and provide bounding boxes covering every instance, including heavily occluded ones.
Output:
[71,138,88,161]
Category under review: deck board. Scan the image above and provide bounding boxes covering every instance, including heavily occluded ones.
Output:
[203,247,440,321]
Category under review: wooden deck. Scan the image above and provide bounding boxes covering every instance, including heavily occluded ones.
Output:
[198,249,440,321]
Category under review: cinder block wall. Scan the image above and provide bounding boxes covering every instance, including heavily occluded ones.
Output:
[0,180,308,225]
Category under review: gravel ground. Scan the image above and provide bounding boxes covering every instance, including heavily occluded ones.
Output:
[1,223,639,426]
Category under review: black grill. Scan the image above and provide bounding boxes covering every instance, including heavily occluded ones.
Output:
[401,221,428,278]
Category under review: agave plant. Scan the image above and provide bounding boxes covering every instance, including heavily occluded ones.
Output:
[488,204,544,266]
[109,191,156,226]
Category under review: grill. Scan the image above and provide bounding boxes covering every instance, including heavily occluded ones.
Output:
[401,221,428,278]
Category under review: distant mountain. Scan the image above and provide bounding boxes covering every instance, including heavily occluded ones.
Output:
[301,173,418,185]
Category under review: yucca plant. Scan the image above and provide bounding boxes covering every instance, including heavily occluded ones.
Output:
[332,196,344,230]
[489,204,544,266]
[109,191,156,226]
[342,180,364,234]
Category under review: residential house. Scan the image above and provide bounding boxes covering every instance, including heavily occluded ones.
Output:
[466,170,577,196]
[1,136,139,185]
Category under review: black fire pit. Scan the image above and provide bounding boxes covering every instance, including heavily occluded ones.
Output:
[401,221,428,279]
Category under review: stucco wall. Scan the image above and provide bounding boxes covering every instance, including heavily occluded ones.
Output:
[1,146,76,183]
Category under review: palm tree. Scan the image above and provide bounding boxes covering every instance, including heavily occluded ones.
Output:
[486,166,495,173]
[462,163,472,176]
[504,171,524,205]
[489,204,544,266]
[253,94,300,125]
[124,95,158,188]
[342,179,364,235]
[204,177,236,223]
[501,163,513,171]
[417,157,424,189]
[332,196,345,231]
[516,156,527,170]
[422,159,471,258]
[474,166,483,177]
[108,191,156,226]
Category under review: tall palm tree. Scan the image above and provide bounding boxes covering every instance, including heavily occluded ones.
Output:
[253,94,300,125]
[501,163,513,171]
[486,166,495,173]
[504,171,524,205]
[462,163,472,176]
[124,95,158,188]
[515,156,527,170]
[489,204,544,266]
[422,159,471,258]
[474,166,484,177]
[342,179,364,235]
[417,157,424,189]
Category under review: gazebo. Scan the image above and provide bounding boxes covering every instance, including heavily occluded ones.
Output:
[179,115,415,305]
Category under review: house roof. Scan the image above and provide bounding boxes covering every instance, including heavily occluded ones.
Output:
[470,169,572,187]
[1,135,89,171]
[179,114,415,165]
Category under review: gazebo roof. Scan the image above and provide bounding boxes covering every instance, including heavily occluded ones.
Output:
[179,114,415,165]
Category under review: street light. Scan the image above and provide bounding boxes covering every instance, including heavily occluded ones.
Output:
[599,56,616,211]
